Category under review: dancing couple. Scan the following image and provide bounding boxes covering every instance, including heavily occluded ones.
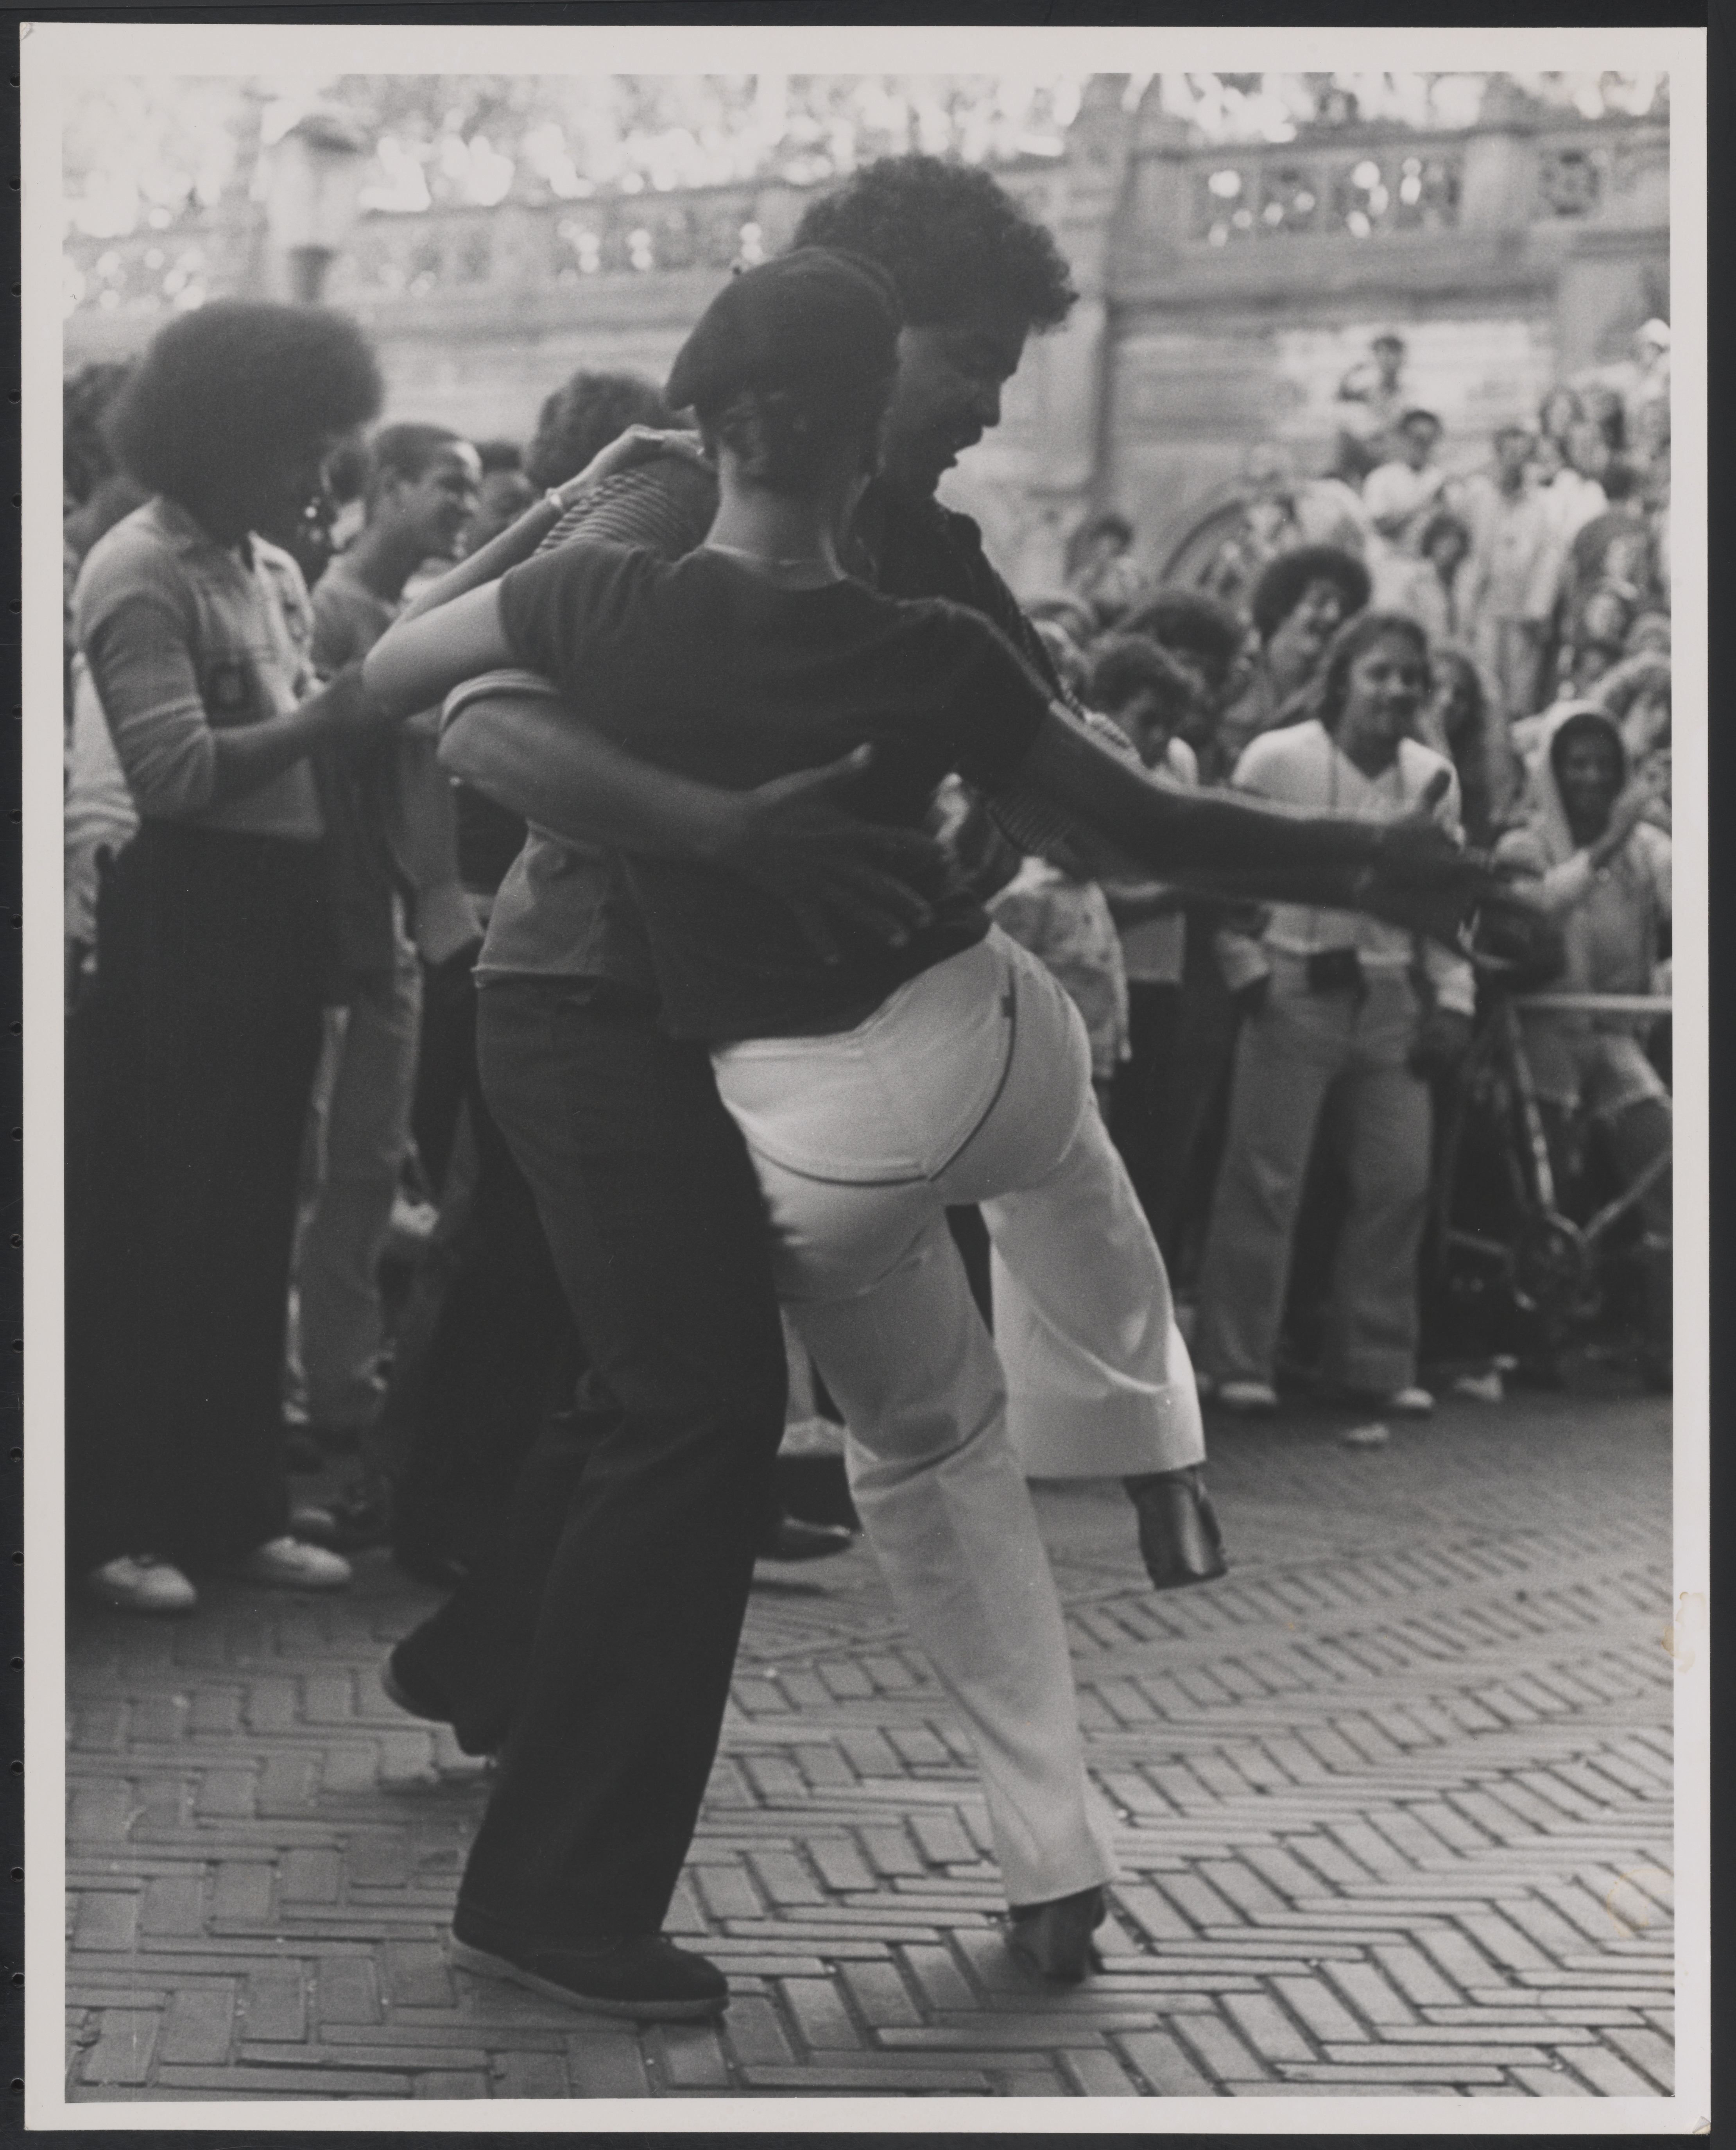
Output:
[364,168,1498,2021]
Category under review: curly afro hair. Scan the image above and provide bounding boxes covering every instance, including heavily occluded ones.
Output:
[525,371,672,491]
[1121,586,1246,675]
[791,153,1077,333]
[104,301,382,512]
[1087,634,1197,722]
[1249,544,1372,643]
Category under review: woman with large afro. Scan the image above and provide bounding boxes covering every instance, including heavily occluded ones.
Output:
[67,300,406,1612]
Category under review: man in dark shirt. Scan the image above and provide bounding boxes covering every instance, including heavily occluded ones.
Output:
[384,158,1215,2019]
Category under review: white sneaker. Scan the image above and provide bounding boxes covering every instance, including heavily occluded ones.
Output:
[235,1537,352,1591]
[1215,1381,1279,1415]
[1384,1385,1435,1418]
[86,1555,198,1614]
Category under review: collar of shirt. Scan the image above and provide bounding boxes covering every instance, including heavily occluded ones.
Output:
[147,494,255,572]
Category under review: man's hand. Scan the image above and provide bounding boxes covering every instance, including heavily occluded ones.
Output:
[1353,773,1518,943]
[703,745,946,966]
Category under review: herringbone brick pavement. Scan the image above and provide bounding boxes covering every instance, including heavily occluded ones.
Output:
[62,1387,1675,2103]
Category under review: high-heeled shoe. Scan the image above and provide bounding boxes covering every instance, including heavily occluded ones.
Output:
[1006,1885,1107,1983]
[1124,1466,1228,1591]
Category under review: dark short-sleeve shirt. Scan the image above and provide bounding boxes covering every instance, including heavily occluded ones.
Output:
[496,540,1053,1041]
[469,457,1125,998]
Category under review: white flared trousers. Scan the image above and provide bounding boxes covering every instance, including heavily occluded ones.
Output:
[712,928,1203,1904]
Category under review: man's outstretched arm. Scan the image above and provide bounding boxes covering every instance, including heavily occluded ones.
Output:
[1014,702,1497,946]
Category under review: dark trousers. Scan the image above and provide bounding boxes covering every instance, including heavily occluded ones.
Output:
[410,944,479,1199]
[450,979,787,1939]
[1123,927,1245,1286]
[65,824,328,1573]
[1109,981,1184,1251]
[372,959,578,1574]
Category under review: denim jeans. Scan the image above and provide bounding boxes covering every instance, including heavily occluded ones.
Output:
[368,954,579,1575]
[1195,953,1433,1394]
[451,978,787,1939]
[289,921,422,1431]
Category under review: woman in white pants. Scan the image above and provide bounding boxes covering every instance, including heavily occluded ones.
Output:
[366,252,1490,1978]
[716,922,1195,1921]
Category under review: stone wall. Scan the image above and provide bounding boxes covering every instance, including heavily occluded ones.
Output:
[63,82,1668,595]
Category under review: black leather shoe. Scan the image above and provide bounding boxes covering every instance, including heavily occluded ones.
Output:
[758,1513,855,1563]
[380,1647,453,1727]
[1007,1885,1107,1983]
[1125,1466,1228,1591]
[451,1910,728,2021]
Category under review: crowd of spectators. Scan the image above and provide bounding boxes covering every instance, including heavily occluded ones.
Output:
[57,298,1672,1615]
[998,320,1673,1405]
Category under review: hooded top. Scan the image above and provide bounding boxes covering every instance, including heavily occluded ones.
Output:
[1494,702,1670,1012]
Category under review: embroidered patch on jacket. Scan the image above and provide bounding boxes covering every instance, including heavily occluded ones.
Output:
[202,659,257,726]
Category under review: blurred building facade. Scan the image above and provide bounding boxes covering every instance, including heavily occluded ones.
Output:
[63,75,1669,594]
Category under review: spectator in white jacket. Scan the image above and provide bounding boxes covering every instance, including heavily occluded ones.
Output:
[1193,611,1474,1418]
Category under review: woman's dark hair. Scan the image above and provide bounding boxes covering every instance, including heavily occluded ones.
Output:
[703,377,892,496]
[1430,645,1484,740]
[474,438,523,475]
[1064,509,1134,584]
[1122,586,1246,676]
[525,371,671,491]
[1087,634,1196,720]
[1311,609,1431,734]
[1249,545,1371,643]
[792,152,1077,332]
[672,251,901,496]
[104,301,382,509]
[64,361,134,505]
[1430,646,1495,842]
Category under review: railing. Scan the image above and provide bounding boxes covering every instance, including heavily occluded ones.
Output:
[327,180,803,304]
[1528,125,1670,221]
[61,113,1666,328]
[1175,115,1668,248]
[61,227,213,321]
[1190,142,1464,245]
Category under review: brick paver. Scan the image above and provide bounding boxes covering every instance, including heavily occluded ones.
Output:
[63,1386,1673,2102]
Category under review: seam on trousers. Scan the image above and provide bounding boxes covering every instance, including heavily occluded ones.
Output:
[736,979,1020,1190]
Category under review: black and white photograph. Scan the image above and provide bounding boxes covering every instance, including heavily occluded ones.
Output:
[21,19,1707,2126]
